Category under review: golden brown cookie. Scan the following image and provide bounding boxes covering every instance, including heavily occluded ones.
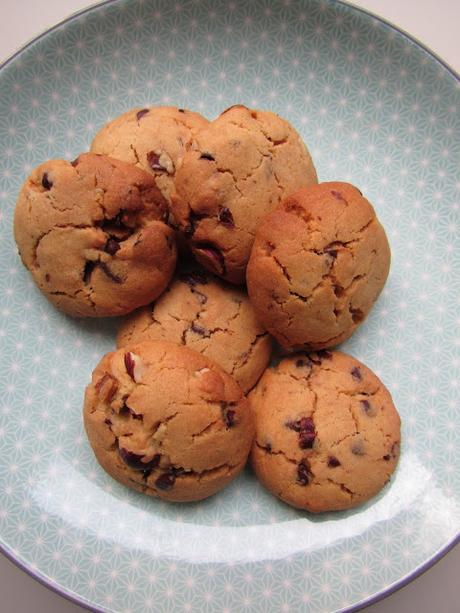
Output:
[170,105,317,284]
[13,153,176,317]
[246,182,391,349]
[117,267,272,392]
[90,106,209,204]
[250,351,401,512]
[84,340,254,502]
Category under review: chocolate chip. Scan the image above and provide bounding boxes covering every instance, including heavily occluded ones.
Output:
[265,442,272,453]
[119,448,161,471]
[218,207,234,228]
[179,270,208,287]
[327,456,341,468]
[104,238,120,255]
[325,248,338,258]
[155,472,176,490]
[351,367,362,381]
[316,350,333,360]
[104,418,112,426]
[330,190,347,203]
[136,108,149,121]
[146,151,166,171]
[297,460,311,486]
[124,352,136,380]
[178,108,185,113]
[200,152,215,161]
[41,173,52,190]
[194,243,225,275]
[98,261,122,284]
[45,273,50,282]
[83,260,97,284]
[191,323,207,336]
[70,157,79,167]
[383,454,391,461]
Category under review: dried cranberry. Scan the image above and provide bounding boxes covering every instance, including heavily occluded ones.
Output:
[297,461,311,486]
[221,403,236,427]
[351,441,365,456]
[218,207,234,228]
[351,367,362,381]
[104,238,120,255]
[327,456,341,468]
[155,472,176,490]
[119,448,160,471]
[146,151,165,171]
[360,399,373,415]
[383,455,391,461]
[42,173,52,190]
[330,190,347,203]
[136,108,149,121]
[191,323,207,336]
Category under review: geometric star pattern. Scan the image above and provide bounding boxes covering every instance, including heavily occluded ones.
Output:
[0,0,459,611]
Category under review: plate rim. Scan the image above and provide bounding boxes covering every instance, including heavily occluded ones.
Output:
[0,0,458,612]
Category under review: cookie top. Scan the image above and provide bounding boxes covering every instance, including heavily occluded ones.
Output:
[91,106,209,204]
[246,182,391,349]
[117,268,272,392]
[170,105,318,284]
[84,340,254,502]
[250,350,401,512]
[14,153,176,317]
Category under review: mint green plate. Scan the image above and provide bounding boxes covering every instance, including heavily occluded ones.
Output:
[0,1,459,611]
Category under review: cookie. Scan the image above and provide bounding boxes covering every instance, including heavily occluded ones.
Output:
[246,182,390,349]
[170,105,318,284]
[117,267,272,392]
[91,106,209,204]
[84,340,254,502]
[14,153,176,317]
[250,350,401,512]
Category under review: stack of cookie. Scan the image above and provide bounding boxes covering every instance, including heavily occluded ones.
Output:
[13,104,400,512]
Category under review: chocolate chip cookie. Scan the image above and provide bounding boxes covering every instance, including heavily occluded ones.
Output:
[117,267,272,392]
[91,106,209,204]
[246,182,391,349]
[250,350,401,512]
[84,340,254,502]
[14,153,176,317]
[170,105,318,284]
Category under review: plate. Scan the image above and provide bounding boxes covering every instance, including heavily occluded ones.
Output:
[0,1,459,611]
